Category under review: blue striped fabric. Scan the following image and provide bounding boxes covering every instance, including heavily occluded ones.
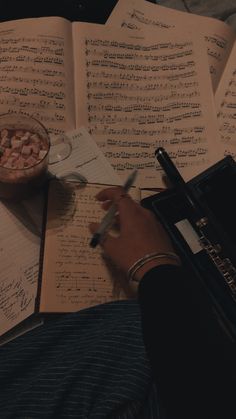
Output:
[0,300,160,418]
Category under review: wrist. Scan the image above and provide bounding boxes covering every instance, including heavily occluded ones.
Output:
[134,257,180,282]
[127,251,181,283]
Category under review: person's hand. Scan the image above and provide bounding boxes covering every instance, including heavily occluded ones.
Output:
[89,187,181,282]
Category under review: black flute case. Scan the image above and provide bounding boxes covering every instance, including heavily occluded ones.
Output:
[141,155,236,339]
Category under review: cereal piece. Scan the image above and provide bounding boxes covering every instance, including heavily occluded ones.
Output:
[21,145,32,156]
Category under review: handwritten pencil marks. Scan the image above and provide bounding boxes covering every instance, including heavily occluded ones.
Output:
[40,182,126,312]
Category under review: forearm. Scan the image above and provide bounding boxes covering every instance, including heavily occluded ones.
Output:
[138,265,236,418]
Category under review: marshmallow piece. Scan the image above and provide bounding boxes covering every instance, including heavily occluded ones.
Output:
[11,151,20,159]
[38,150,47,161]
[15,130,24,138]
[11,139,22,152]
[26,155,37,167]
[31,144,40,155]
[1,137,11,147]
[0,156,7,166]
[4,157,15,168]
[15,157,25,169]
[4,148,12,158]
[21,145,32,156]
[1,129,8,139]
[21,135,30,145]
[30,133,41,143]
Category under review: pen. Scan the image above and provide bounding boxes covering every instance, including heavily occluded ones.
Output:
[155,147,206,227]
[90,169,138,248]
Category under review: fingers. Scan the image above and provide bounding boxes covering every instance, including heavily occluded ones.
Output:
[89,222,118,255]
[96,186,141,227]
[96,186,125,203]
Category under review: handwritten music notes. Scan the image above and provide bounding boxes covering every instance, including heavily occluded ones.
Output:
[107,0,235,92]
[0,17,75,138]
[73,22,221,188]
[215,43,236,158]
[0,201,40,336]
[0,126,120,338]
[39,181,134,312]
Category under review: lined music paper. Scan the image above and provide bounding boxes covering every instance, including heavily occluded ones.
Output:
[73,22,221,188]
[107,0,235,91]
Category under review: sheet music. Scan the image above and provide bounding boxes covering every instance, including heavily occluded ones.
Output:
[39,182,135,312]
[215,42,236,158]
[0,202,40,336]
[107,0,235,91]
[0,16,75,138]
[73,22,221,188]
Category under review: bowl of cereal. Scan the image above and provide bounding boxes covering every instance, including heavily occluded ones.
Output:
[0,113,50,200]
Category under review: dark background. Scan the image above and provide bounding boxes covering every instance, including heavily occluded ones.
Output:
[0,1,156,23]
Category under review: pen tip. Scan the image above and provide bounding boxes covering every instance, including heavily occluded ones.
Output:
[89,233,100,248]
[155,147,165,156]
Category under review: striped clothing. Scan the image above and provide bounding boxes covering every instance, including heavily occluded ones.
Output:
[0,300,160,418]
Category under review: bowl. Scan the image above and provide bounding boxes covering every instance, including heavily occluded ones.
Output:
[0,113,50,201]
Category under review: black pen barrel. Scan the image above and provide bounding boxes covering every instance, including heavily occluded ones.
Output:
[155,147,184,184]
[155,147,203,222]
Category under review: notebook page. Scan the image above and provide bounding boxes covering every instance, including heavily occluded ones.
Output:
[39,181,139,312]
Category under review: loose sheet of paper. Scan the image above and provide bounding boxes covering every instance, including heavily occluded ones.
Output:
[39,181,137,312]
[49,127,122,185]
[73,22,222,188]
[215,43,236,158]
[107,0,235,92]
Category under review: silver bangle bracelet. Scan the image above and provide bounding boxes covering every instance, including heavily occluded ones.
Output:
[127,251,181,282]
